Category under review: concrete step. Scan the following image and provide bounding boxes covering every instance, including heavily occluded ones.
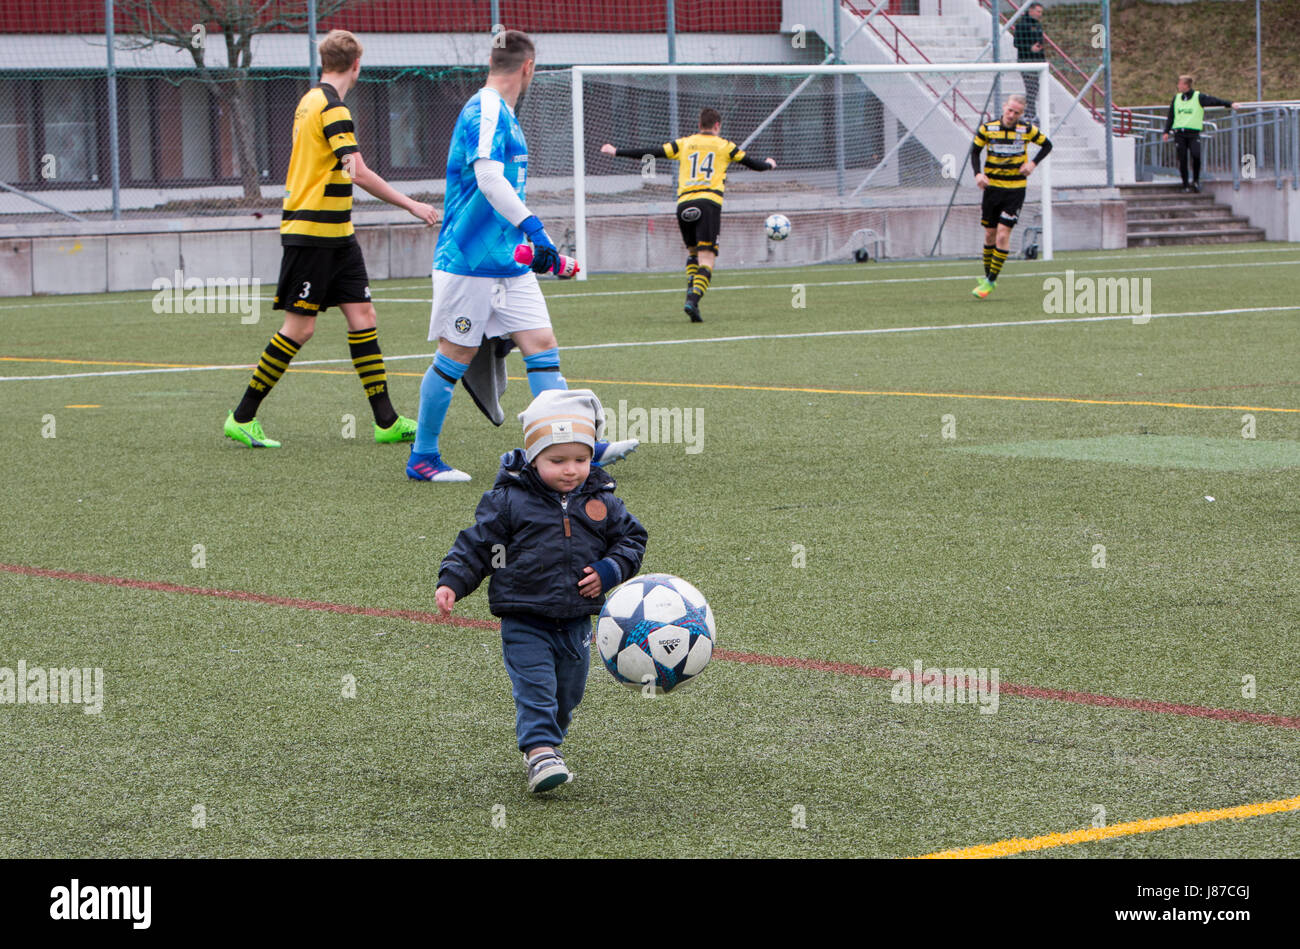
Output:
[1116,183,1197,194]
[1123,193,1219,207]
[1126,216,1257,232]
[1119,179,1265,244]
[896,28,984,38]
[1057,149,1103,161]
[1125,204,1238,220]
[1128,229,1266,247]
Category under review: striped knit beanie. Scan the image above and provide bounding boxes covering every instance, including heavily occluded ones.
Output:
[519,388,606,463]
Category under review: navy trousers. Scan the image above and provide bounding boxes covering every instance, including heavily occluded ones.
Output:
[500,613,592,753]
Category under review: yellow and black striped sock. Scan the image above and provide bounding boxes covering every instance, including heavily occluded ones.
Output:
[348,328,398,429]
[983,244,995,279]
[234,332,300,423]
[989,248,1009,282]
[692,265,713,300]
[686,254,698,291]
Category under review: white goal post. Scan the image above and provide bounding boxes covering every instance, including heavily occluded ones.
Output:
[569,62,1053,279]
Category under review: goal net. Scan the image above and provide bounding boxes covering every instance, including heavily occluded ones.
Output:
[542,63,1054,278]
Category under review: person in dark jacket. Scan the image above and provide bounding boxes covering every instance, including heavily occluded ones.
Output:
[1013,3,1046,122]
[436,388,647,793]
[1162,75,1239,192]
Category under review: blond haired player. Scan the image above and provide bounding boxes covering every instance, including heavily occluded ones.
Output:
[224,30,438,448]
[970,94,1051,299]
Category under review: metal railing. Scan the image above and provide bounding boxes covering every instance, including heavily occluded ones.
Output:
[841,0,988,132]
[979,0,1132,134]
[1131,103,1300,190]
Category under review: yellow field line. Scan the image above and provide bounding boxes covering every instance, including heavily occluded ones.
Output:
[558,376,1300,415]
[3,357,1296,414]
[918,793,1300,858]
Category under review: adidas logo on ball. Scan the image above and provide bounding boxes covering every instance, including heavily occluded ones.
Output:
[596,574,716,694]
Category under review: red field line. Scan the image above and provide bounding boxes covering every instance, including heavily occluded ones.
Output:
[714,649,1300,730]
[0,563,496,630]
[6,562,1299,730]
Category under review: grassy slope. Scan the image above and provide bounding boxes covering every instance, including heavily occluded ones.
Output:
[1112,0,1300,106]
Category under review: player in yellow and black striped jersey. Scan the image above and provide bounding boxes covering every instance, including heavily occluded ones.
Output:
[223,29,439,451]
[601,108,776,322]
[279,81,361,247]
[970,94,1052,298]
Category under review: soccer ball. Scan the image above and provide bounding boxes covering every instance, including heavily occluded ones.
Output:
[764,213,791,241]
[596,574,716,694]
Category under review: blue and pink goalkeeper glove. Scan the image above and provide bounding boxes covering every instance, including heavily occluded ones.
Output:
[520,215,562,275]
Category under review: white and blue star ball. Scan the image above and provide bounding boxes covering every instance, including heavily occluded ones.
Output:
[597,574,715,693]
[764,213,791,241]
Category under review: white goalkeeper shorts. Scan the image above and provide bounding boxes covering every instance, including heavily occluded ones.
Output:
[428,269,552,346]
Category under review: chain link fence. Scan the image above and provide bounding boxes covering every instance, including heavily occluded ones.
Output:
[5,1,1286,223]
[0,0,785,220]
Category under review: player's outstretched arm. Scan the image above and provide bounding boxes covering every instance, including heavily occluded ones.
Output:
[342,151,439,226]
[1198,92,1239,110]
[736,154,776,170]
[602,143,670,160]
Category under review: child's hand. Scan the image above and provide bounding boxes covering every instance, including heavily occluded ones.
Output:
[578,566,603,598]
[436,585,457,617]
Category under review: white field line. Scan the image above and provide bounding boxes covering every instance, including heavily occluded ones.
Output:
[4,251,1300,311]
[363,256,1300,302]
[3,303,1298,381]
[364,245,1300,291]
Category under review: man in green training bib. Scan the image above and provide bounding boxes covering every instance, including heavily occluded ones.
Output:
[1162,74,1239,193]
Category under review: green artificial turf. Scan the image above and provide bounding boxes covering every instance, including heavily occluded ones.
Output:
[1,243,1297,857]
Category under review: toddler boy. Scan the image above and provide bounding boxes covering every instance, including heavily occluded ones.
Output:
[436,389,647,792]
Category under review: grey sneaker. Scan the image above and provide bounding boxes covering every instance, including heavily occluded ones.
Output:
[526,750,573,793]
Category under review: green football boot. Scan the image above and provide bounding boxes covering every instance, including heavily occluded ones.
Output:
[224,411,281,448]
[375,415,418,444]
[972,277,994,299]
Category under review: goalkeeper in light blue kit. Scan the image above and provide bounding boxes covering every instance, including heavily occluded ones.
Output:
[408,30,637,482]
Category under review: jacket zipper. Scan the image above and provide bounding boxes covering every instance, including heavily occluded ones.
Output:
[561,494,571,537]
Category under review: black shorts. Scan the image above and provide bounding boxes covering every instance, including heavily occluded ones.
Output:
[676,198,723,255]
[274,239,370,316]
[980,186,1027,229]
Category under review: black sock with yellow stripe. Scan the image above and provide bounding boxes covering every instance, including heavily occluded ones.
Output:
[983,244,995,279]
[686,254,699,292]
[692,265,713,301]
[234,332,300,423]
[989,247,1009,282]
[348,328,398,429]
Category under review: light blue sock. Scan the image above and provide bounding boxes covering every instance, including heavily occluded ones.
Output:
[413,352,469,456]
[523,348,567,396]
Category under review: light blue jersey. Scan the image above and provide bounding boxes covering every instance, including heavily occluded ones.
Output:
[435,88,530,278]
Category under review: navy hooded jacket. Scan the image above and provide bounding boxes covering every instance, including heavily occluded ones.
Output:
[438,449,648,619]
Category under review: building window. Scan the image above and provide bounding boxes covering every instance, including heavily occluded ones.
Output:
[42,79,97,182]
[0,81,35,183]
[388,79,429,169]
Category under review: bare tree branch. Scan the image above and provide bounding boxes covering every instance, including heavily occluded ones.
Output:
[113,0,370,203]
